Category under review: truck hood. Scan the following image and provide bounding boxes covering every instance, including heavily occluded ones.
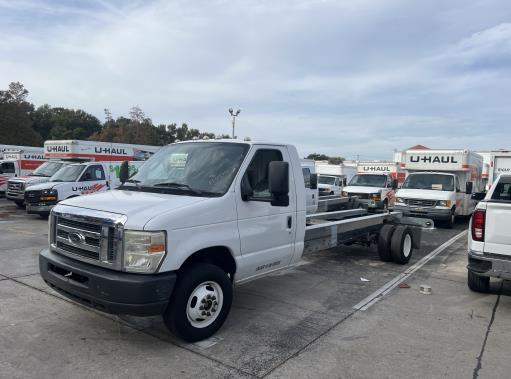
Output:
[25,181,61,191]
[58,190,210,228]
[396,188,453,200]
[9,176,50,186]
[344,186,382,194]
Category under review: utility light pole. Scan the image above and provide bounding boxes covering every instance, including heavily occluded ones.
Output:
[228,108,241,138]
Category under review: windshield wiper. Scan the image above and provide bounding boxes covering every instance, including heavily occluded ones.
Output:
[153,182,203,195]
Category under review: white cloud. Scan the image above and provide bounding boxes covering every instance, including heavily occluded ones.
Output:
[1,0,510,158]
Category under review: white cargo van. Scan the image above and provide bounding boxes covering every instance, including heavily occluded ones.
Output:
[300,159,319,214]
[25,161,144,217]
[395,149,483,227]
[315,161,356,196]
[6,140,159,207]
[0,148,45,195]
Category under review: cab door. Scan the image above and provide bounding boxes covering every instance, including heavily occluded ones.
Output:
[235,146,297,281]
[77,165,108,196]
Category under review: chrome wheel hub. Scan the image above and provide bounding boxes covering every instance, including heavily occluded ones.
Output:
[186,281,223,328]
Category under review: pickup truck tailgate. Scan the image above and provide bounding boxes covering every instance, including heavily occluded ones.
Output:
[484,201,511,256]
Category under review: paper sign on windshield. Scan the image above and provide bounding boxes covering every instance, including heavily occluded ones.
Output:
[169,153,188,168]
[431,184,442,190]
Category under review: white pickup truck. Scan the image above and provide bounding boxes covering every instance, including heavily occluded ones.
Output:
[39,140,426,341]
[467,174,511,292]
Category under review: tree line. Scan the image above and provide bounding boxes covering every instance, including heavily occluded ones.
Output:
[0,82,228,147]
[305,153,344,165]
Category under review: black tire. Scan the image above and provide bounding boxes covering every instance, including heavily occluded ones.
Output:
[443,209,455,229]
[382,199,388,211]
[163,263,233,342]
[467,270,490,293]
[390,226,414,265]
[329,191,334,196]
[14,201,24,209]
[377,224,396,262]
[38,213,49,219]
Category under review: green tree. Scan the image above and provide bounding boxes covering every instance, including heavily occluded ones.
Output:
[306,153,344,164]
[0,82,42,146]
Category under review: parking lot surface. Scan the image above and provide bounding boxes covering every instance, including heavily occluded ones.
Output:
[0,198,509,378]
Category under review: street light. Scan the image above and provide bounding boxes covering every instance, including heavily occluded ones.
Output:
[229,108,241,139]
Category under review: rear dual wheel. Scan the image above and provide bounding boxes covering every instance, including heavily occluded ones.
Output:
[377,225,414,265]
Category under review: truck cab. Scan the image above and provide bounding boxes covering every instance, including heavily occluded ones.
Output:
[39,140,306,342]
[317,175,343,196]
[342,173,397,210]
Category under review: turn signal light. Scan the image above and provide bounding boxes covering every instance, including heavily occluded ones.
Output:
[471,209,485,242]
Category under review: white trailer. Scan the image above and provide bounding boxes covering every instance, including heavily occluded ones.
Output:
[6,140,160,207]
[0,149,45,195]
[395,149,484,227]
[315,161,356,196]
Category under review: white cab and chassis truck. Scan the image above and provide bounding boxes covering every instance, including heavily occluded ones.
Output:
[395,149,484,228]
[6,140,159,207]
[24,161,144,217]
[39,140,427,342]
[468,174,511,292]
[315,161,356,197]
[0,148,45,195]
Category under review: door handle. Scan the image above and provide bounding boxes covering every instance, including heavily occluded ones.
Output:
[287,215,292,229]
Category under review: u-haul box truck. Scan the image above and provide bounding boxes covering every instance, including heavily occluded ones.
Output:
[315,161,356,196]
[0,144,42,159]
[488,151,511,189]
[25,161,144,217]
[395,149,483,227]
[342,161,399,210]
[6,140,160,207]
[0,149,45,195]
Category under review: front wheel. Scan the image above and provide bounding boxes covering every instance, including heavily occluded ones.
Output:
[443,209,455,229]
[14,201,24,209]
[163,263,233,342]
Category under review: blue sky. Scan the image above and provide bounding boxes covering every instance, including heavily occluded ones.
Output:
[1,0,510,159]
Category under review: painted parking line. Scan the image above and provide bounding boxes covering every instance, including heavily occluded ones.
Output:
[353,230,467,311]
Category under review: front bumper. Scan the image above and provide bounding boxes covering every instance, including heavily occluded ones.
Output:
[39,248,176,316]
[467,250,511,280]
[26,203,55,214]
[352,198,384,209]
[6,191,24,201]
[394,204,451,220]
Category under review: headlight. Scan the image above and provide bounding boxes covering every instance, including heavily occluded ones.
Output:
[123,230,166,273]
[396,197,405,204]
[438,200,451,207]
[342,191,348,197]
[39,189,58,201]
[370,193,381,201]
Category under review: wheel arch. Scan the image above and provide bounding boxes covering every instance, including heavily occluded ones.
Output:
[179,246,237,281]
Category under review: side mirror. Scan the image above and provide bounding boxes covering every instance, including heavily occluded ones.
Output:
[119,161,130,184]
[310,173,318,190]
[471,192,486,201]
[269,161,289,207]
[466,181,473,194]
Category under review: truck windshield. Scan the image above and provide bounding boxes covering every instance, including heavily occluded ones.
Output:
[31,161,65,177]
[318,176,336,185]
[402,173,454,191]
[50,165,85,182]
[349,174,386,187]
[122,142,250,197]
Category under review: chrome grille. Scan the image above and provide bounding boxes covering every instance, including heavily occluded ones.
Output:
[405,198,437,207]
[50,205,126,270]
[7,181,23,195]
[25,190,41,204]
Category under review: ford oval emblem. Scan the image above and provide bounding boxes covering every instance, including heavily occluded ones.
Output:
[68,232,85,245]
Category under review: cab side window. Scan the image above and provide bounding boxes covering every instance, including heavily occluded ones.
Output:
[244,149,283,200]
[81,165,105,181]
[1,162,15,174]
[302,168,311,188]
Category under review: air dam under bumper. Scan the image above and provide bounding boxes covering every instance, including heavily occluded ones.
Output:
[468,250,511,280]
[394,204,451,220]
[26,204,55,214]
[39,248,176,316]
